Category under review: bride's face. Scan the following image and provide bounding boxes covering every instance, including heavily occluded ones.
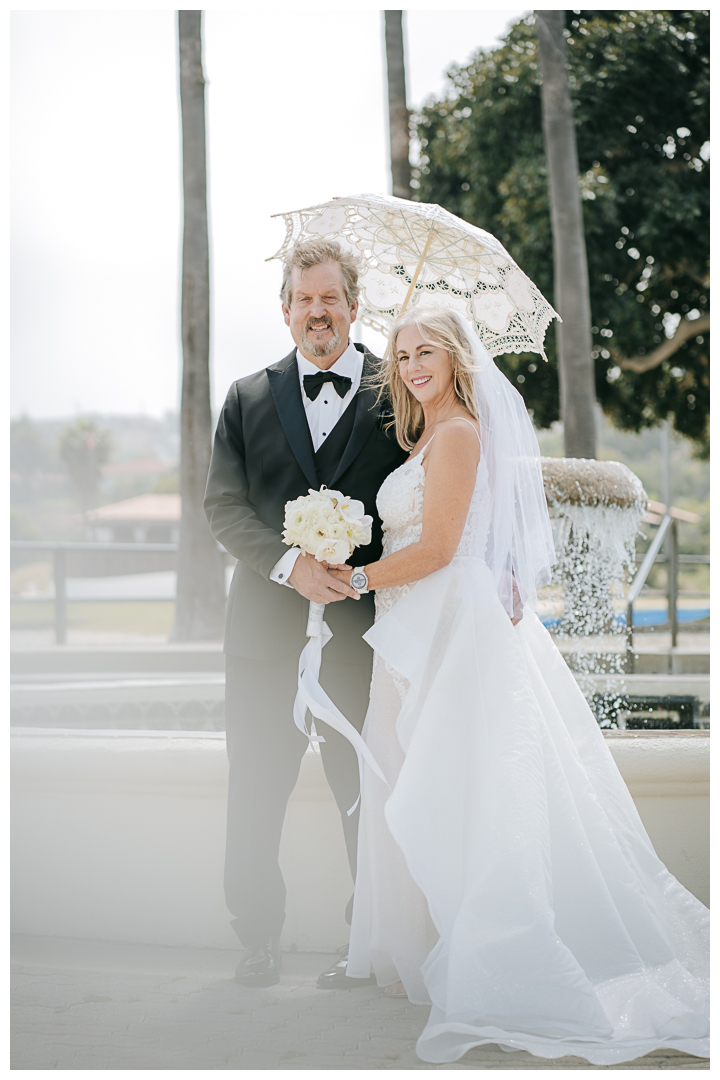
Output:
[396,324,455,406]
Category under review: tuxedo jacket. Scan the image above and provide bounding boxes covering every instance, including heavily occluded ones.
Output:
[204,344,407,662]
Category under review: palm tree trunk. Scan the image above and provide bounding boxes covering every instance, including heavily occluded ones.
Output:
[384,11,412,200]
[172,10,225,641]
[536,10,597,459]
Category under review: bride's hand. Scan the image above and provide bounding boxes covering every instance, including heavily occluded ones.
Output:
[327,567,353,587]
[511,577,523,625]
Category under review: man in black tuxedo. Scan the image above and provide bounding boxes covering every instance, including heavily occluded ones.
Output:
[204,239,405,988]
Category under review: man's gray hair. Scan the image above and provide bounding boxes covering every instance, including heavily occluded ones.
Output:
[280,239,361,308]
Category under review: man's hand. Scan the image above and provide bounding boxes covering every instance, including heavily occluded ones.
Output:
[288,553,361,603]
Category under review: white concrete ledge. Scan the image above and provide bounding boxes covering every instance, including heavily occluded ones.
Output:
[604,730,709,795]
[11,729,708,952]
[11,729,229,795]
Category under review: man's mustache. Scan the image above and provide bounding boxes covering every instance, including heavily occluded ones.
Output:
[305,317,337,334]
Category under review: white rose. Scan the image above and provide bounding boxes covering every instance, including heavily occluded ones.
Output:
[283,511,307,544]
[283,495,320,547]
[303,522,331,556]
[349,521,373,548]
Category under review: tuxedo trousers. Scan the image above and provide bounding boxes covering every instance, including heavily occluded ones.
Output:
[224,639,373,945]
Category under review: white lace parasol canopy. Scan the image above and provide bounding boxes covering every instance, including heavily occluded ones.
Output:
[267,193,560,359]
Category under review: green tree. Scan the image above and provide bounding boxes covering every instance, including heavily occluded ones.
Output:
[57,419,111,511]
[413,10,709,454]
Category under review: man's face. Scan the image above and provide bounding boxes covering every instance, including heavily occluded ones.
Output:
[282,262,358,369]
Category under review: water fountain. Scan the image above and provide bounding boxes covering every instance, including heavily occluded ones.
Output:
[540,458,647,726]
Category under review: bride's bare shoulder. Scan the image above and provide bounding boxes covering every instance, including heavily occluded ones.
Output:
[432,416,481,450]
[425,416,481,471]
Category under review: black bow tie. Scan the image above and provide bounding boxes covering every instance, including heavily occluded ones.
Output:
[303,371,353,401]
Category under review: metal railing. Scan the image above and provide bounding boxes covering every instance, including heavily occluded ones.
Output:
[11,540,178,645]
[12,532,708,652]
[626,514,709,671]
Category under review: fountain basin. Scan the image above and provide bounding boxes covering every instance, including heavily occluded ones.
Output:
[541,457,647,510]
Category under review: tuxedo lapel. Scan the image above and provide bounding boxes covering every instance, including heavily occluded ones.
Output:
[330,354,381,486]
[266,351,319,489]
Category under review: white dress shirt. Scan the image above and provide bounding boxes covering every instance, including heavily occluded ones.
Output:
[270,341,364,587]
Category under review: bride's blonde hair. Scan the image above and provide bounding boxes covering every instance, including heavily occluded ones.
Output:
[376,308,480,451]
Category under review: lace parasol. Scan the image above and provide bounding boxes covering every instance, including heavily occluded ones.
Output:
[267,193,560,359]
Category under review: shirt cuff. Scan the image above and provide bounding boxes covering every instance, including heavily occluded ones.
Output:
[270,547,301,588]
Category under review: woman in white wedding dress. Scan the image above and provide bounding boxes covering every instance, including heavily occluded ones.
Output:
[329,308,709,1066]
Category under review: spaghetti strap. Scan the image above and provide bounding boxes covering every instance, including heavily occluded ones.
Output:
[445,415,482,447]
[415,433,436,460]
[413,419,480,465]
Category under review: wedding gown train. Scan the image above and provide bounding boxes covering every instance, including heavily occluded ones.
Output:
[346,430,709,1065]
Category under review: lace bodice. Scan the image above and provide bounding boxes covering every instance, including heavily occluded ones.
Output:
[374,428,491,618]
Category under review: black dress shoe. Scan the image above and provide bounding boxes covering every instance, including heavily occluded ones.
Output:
[316,946,376,990]
[235,937,281,988]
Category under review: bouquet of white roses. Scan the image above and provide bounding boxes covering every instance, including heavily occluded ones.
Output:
[282,486,373,566]
[282,486,385,804]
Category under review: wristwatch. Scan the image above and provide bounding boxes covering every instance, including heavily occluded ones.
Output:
[350,566,370,594]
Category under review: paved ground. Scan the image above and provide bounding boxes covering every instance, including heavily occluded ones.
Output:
[11,936,709,1070]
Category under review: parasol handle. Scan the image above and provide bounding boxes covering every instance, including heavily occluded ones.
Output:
[399,226,435,314]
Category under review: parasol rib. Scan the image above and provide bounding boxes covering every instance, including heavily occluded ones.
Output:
[400,226,435,313]
[265,195,560,357]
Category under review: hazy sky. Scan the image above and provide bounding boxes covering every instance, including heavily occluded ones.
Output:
[11,7,526,419]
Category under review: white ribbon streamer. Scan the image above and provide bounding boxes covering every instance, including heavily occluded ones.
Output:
[293,600,389,814]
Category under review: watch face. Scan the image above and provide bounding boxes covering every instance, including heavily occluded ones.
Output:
[351,571,368,589]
